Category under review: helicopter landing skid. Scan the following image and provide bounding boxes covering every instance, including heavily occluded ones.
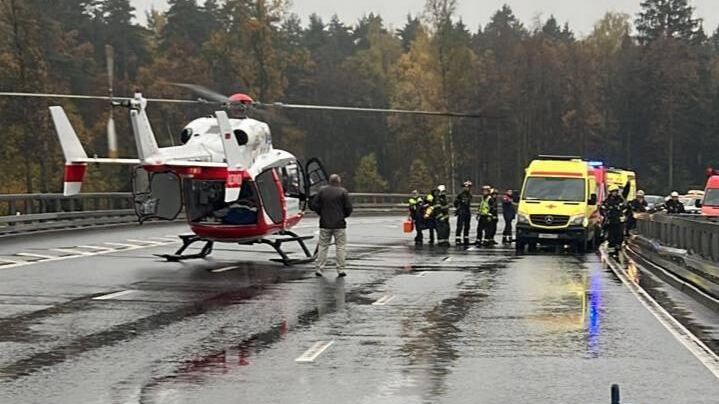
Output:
[259,230,316,266]
[156,234,214,262]
[157,231,315,266]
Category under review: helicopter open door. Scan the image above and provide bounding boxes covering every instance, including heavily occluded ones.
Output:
[305,158,329,199]
[132,167,183,223]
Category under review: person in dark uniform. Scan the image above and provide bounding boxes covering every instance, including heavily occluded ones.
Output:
[601,185,627,256]
[626,189,647,235]
[435,185,451,246]
[454,180,473,246]
[501,189,516,244]
[662,191,686,214]
[408,190,425,245]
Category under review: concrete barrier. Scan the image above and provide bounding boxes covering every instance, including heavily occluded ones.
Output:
[636,213,719,264]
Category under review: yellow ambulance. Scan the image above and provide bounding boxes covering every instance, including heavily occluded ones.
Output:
[605,169,636,201]
[516,156,602,253]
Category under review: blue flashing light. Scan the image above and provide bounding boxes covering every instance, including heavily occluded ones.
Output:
[588,161,604,168]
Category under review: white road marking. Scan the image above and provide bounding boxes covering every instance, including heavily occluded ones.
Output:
[372,295,396,306]
[16,252,58,260]
[602,247,719,379]
[0,239,178,270]
[416,271,428,277]
[127,239,164,245]
[149,237,179,242]
[93,289,136,300]
[78,245,115,251]
[211,266,239,273]
[295,340,334,363]
[0,258,23,265]
[50,248,91,256]
[346,243,407,250]
[103,242,142,248]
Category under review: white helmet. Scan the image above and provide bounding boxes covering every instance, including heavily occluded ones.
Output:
[437,185,446,192]
[637,190,645,197]
[670,191,679,198]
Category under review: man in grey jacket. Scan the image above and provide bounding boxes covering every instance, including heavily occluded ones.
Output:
[310,174,353,277]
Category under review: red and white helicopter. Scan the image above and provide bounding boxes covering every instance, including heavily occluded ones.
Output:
[1,57,482,265]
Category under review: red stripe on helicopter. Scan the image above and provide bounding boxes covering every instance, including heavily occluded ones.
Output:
[226,170,242,188]
[144,165,251,182]
[64,163,87,182]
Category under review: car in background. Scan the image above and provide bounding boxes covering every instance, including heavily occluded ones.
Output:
[680,195,702,214]
[644,195,664,210]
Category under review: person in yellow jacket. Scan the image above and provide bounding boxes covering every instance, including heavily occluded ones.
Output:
[476,185,497,246]
[423,190,437,245]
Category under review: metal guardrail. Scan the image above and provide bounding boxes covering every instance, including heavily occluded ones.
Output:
[0,193,133,216]
[635,213,719,264]
[0,192,499,236]
[0,192,414,236]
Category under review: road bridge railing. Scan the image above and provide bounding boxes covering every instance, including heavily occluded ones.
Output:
[635,214,719,264]
[0,192,407,235]
[632,213,719,304]
[0,191,505,236]
[0,192,502,236]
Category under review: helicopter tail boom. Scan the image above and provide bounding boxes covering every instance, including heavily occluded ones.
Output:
[50,106,142,195]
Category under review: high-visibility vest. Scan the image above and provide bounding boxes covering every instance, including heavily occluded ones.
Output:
[479,197,490,216]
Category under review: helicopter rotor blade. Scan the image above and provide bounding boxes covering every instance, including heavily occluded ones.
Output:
[258,102,484,118]
[0,91,487,118]
[105,44,117,158]
[0,92,203,104]
[172,83,230,104]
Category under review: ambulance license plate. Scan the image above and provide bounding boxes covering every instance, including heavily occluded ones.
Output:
[539,234,559,239]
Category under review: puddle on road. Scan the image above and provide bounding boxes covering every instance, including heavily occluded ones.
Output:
[130,249,516,401]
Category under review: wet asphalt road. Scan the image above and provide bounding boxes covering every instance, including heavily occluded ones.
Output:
[0,216,717,403]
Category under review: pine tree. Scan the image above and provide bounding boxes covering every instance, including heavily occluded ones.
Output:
[636,0,702,44]
[397,15,421,51]
[353,153,389,192]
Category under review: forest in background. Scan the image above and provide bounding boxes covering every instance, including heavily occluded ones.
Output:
[1,0,718,195]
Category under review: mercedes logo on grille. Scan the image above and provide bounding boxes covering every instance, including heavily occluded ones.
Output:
[545,215,554,224]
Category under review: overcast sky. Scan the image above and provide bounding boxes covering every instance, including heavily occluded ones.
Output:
[131,0,718,37]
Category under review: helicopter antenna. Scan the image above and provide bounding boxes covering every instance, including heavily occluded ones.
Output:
[105,45,118,158]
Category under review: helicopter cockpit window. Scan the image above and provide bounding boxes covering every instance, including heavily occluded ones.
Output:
[280,162,302,198]
[180,128,193,144]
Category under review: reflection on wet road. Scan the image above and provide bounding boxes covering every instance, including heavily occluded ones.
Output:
[0,217,716,403]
